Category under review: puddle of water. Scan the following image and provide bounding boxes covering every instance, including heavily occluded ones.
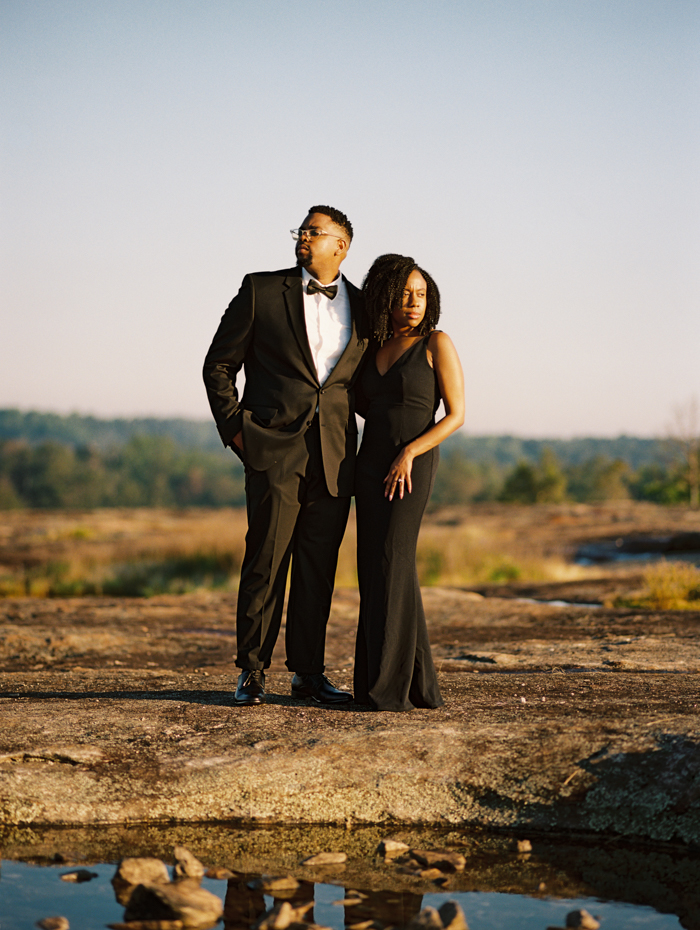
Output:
[516,597,602,608]
[1,825,697,930]
[0,860,685,930]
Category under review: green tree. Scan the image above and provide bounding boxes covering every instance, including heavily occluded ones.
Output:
[565,456,631,502]
[431,451,502,505]
[499,449,566,503]
[666,397,700,509]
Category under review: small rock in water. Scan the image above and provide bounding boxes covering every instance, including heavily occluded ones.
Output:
[334,892,368,906]
[301,851,347,866]
[204,866,236,880]
[254,901,296,930]
[36,918,70,930]
[419,868,445,881]
[60,869,98,883]
[108,923,183,930]
[376,839,409,859]
[124,879,223,926]
[514,839,532,853]
[114,858,170,886]
[173,846,206,882]
[566,909,600,929]
[438,901,469,930]
[247,875,300,894]
[407,906,445,930]
[410,849,467,872]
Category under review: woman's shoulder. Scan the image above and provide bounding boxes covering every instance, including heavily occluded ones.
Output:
[426,330,456,352]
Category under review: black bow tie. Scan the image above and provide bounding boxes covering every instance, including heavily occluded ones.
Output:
[307,280,338,300]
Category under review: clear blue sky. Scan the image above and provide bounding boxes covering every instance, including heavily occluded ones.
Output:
[2,0,698,437]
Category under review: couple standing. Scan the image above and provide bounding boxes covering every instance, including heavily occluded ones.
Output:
[203,205,464,712]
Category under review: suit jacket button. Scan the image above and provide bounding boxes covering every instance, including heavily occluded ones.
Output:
[306,421,312,427]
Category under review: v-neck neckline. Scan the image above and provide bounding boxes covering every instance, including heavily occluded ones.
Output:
[375,337,424,378]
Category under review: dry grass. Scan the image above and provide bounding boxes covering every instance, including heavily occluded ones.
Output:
[614,560,700,610]
[0,508,248,597]
[0,505,591,597]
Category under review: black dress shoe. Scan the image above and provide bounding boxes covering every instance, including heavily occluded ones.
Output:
[234,669,265,705]
[291,673,353,704]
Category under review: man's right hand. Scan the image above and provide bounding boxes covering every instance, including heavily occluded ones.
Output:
[232,431,244,452]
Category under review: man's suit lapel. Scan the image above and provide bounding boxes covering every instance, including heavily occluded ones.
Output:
[283,271,319,384]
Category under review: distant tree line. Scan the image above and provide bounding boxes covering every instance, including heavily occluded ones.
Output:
[0,409,694,509]
[0,436,245,509]
[430,448,689,508]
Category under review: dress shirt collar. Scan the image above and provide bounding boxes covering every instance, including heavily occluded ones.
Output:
[301,267,342,295]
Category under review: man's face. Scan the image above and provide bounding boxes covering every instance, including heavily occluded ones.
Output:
[295,212,347,270]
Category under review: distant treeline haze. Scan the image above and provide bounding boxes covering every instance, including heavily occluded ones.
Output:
[0,409,693,508]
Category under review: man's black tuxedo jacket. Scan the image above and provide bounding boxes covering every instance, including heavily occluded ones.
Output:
[203,266,366,497]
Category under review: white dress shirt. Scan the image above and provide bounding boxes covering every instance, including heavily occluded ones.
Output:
[301,267,352,385]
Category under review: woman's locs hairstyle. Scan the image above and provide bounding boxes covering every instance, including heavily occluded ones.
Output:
[362,253,441,345]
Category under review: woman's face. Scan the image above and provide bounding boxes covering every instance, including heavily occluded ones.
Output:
[391,269,427,334]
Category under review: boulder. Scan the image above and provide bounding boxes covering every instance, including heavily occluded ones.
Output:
[407,907,444,930]
[173,846,205,882]
[248,875,301,894]
[566,910,600,929]
[59,869,98,882]
[376,839,409,859]
[124,879,223,928]
[409,849,466,872]
[438,902,469,930]
[301,851,347,866]
[114,858,170,886]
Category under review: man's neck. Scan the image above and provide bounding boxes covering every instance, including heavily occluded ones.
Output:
[305,262,343,285]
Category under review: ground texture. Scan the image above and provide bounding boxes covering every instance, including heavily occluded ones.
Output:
[1,576,699,844]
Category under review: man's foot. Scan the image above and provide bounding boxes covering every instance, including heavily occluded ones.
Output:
[234,670,265,705]
[291,673,353,705]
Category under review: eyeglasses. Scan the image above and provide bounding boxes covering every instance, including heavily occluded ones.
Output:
[290,228,344,241]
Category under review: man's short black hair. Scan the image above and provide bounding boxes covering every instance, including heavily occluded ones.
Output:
[362,253,441,345]
[307,205,353,241]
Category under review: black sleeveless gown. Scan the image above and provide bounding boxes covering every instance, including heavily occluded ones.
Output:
[354,336,444,712]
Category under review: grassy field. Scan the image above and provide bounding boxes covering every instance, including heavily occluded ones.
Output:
[2,501,700,598]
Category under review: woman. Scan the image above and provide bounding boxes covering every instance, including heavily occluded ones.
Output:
[354,254,465,712]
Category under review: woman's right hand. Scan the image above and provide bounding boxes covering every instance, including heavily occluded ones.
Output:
[384,447,415,500]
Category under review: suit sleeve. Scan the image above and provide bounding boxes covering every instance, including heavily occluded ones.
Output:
[203,275,254,448]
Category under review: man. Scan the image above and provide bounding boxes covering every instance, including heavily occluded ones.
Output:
[203,206,366,705]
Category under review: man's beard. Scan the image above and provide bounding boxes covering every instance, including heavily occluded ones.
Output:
[295,248,312,267]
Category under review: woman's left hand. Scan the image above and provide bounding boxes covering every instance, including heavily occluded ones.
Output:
[384,448,414,500]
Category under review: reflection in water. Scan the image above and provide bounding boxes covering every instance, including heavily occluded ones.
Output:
[220,880,424,930]
[223,877,317,929]
[343,888,424,928]
[0,823,697,930]
[0,859,688,930]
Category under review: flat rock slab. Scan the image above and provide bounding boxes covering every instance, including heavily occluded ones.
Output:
[1,590,699,845]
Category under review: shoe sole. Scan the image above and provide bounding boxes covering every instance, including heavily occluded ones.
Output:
[291,690,352,705]
[233,694,265,705]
